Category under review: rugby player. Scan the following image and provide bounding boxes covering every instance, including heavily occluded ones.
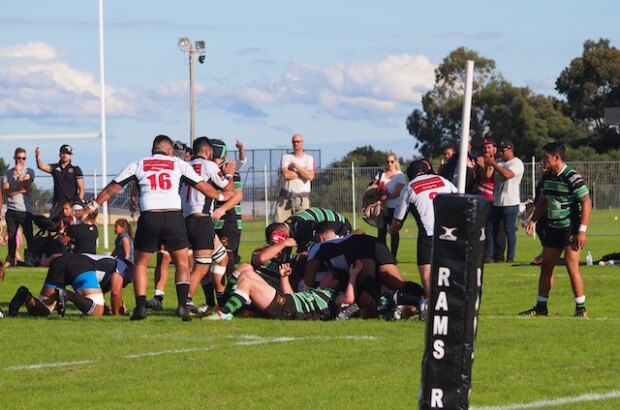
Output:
[284,207,352,252]
[86,135,232,321]
[7,253,133,317]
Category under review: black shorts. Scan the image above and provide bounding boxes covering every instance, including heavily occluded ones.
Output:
[185,215,216,251]
[344,235,396,266]
[45,254,95,287]
[417,235,433,265]
[135,211,188,253]
[542,226,577,249]
[263,291,295,320]
[216,221,241,253]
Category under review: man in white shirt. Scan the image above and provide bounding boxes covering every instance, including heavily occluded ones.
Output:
[482,140,524,263]
[273,133,315,223]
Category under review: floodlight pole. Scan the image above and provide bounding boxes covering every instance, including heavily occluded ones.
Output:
[189,44,196,146]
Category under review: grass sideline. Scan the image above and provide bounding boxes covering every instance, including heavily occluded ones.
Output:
[1,232,620,408]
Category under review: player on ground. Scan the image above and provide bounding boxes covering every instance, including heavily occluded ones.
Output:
[86,135,232,321]
[8,253,133,317]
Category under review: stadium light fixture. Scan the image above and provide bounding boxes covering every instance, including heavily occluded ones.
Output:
[178,37,206,146]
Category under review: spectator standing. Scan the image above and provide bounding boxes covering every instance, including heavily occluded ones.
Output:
[522,142,591,317]
[437,145,455,176]
[112,218,134,263]
[2,148,35,267]
[35,144,84,219]
[273,133,315,223]
[483,140,524,263]
[475,138,506,263]
[371,151,406,259]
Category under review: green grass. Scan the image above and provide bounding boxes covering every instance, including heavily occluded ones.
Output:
[2,226,620,408]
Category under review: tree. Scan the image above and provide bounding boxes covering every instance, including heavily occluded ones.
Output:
[406,47,501,157]
[556,39,620,130]
[328,145,393,168]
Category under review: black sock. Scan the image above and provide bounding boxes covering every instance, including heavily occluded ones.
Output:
[393,290,420,306]
[65,290,96,314]
[202,276,215,306]
[402,281,426,298]
[176,283,190,307]
[154,294,164,303]
[136,295,147,310]
[216,292,225,308]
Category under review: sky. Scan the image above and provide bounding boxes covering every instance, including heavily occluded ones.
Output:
[0,0,618,178]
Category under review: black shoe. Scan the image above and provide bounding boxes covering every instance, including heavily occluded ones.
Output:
[335,303,360,321]
[0,307,5,319]
[506,258,514,263]
[9,286,31,316]
[574,307,588,318]
[145,298,163,311]
[55,287,68,317]
[130,306,147,321]
[176,305,192,322]
[483,257,494,263]
[186,300,198,315]
[518,305,548,316]
[377,294,396,321]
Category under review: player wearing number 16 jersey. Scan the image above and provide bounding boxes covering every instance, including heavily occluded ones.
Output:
[389,160,457,293]
[88,135,232,321]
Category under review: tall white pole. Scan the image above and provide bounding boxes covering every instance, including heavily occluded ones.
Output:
[351,162,357,230]
[457,60,475,194]
[189,45,196,146]
[98,0,109,249]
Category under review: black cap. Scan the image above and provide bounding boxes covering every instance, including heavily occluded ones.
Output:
[60,144,73,154]
[498,140,514,150]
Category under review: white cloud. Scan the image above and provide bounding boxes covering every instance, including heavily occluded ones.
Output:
[211,53,436,118]
[0,42,151,119]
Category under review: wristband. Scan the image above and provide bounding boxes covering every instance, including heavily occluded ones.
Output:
[225,173,233,178]
[578,224,587,233]
[88,201,99,212]
[218,193,224,201]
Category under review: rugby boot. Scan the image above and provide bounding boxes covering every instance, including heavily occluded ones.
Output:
[518,305,548,316]
[145,298,163,311]
[335,303,360,321]
[574,307,588,318]
[130,306,147,321]
[9,286,31,316]
[203,309,233,321]
[176,305,192,322]
[55,287,68,317]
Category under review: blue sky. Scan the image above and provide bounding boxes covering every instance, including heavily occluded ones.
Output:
[1,0,618,176]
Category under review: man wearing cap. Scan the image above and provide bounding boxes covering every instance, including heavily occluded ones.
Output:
[476,138,506,262]
[481,140,524,263]
[273,133,315,223]
[2,147,35,267]
[35,144,85,219]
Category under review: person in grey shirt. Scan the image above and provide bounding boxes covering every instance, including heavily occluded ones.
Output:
[2,147,35,267]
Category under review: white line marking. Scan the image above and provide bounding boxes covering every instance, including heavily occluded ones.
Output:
[5,335,376,371]
[471,390,620,410]
[6,359,95,371]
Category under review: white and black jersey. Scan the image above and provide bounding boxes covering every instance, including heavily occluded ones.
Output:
[180,157,228,217]
[113,153,204,211]
[394,174,457,236]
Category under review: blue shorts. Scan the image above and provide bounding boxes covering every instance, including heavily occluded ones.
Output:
[72,271,101,291]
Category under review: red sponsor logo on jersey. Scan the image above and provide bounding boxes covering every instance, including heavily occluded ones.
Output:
[411,176,446,194]
[143,159,175,172]
[192,163,202,174]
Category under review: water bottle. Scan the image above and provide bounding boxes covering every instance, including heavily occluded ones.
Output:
[586,251,593,266]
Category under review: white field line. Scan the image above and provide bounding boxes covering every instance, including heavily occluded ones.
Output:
[471,390,620,410]
[6,359,96,371]
[4,335,376,371]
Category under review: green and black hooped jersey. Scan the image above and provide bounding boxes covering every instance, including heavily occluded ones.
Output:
[250,247,281,289]
[209,172,243,230]
[289,287,336,320]
[285,207,352,249]
[542,165,589,229]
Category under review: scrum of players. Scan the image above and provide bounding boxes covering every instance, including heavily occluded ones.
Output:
[1,135,437,322]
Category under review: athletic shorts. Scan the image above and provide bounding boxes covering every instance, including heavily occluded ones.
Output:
[542,226,577,249]
[264,291,295,320]
[216,222,240,254]
[417,235,433,265]
[185,214,216,251]
[135,211,188,253]
[72,271,101,291]
[343,235,396,266]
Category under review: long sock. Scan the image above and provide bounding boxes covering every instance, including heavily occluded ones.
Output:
[393,290,420,306]
[202,277,215,306]
[176,282,190,307]
[221,290,249,314]
[536,295,548,309]
[65,290,95,314]
[402,281,425,298]
[135,295,147,310]
[216,292,225,308]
